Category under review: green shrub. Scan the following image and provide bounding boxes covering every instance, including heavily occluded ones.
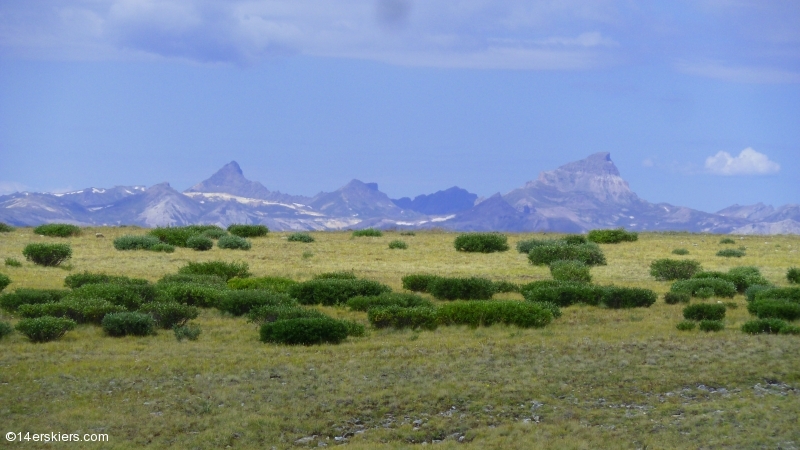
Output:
[0,288,69,311]
[155,283,222,308]
[20,297,126,324]
[528,241,606,266]
[492,280,519,293]
[453,233,509,253]
[227,276,297,293]
[174,324,201,341]
[549,260,592,283]
[247,305,324,325]
[780,325,800,335]
[18,302,70,320]
[694,267,768,293]
[719,238,736,244]
[102,312,155,337]
[741,318,791,335]
[347,292,433,312]
[70,283,155,309]
[22,243,72,266]
[522,281,601,307]
[313,271,357,280]
[745,285,772,302]
[516,238,558,254]
[158,273,227,287]
[649,259,702,281]
[139,302,199,328]
[148,227,199,247]
[664,292,690,305]
[201,228,228,239]
[178,261,251,281]
[342,320,366,337]
[367,306,438,330]
[753,287,800,303]
[34,223,81,237]
[587,228,638,244]
[0,273,10,293]
[15,317,76,342]
[64,271,150,289]
[747,299,800,321]
[436,301,553,328]
[0,321,13,339]
[788,267,800,284]
[217,235,251,250]
[0,222,14,232]
[227,224,269,238]
[683,303,726,321]
[260,317,348,345]
[289,279,392,306]
[562,235,588,245]
[717,249,745,258]
[287,232,315,243]
[676,320,696,331]
[518,280,565,297]
[699,320,724,332]
[113,234,162,250]
[151,243,175,253]
[400,231,416,236]
[401,274,441,293]
[352,228,382,237]
[217,290,295,316]
[5,258,22,267]
[388,240,408,250]
[672,248,690,255]
[600,286,658,309]
[428,276,496,301]
[670,278,737,298]
[186,235,213,251]
[529,301,562,319]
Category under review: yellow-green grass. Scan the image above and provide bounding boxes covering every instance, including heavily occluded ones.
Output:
[0,228,799,449]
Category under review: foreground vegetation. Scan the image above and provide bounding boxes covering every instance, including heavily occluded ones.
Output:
[1,227,799,449]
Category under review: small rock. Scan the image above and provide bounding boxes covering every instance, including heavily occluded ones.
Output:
[295,436,316,444]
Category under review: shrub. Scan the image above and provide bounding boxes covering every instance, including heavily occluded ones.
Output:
[683,303,726,321]
[287,232,315,243]
[699,320,724,332]
[518,280,565,298]
[745,285,773,302]
[741,318,791,335]
[155,283,222,308]
[672,248,690,255]
[22,243,72,266]
[694,267,768,293]
[0,273,10,293]
[217,235,252,250]
[70,283,155,310]
[453,233,509,253]
[436,301,553,328]
[388,240,407,250]
[178,261,251,281]
[227,276,297,293]
[260,317,348,345]
[788,268,800,284]
[15,317,76,342]
[670,278,737,298]
[676,320,696,331]
[599,286,658,309]
[247,305,325,325]
[201,228,228,239]
[347,292,433,312]
[64,271,150,289]
[717,249,745,258]
[342,320,366,337]
[649,259,702,281]
[529,301,562,319]
[19,297,126,324]
[352,228,382,237]
[139,302,199,328]
[562,234,588,245]
[719,238,736,244]
[400,231,416,236]
[113,235,161,250]
[227,224,269,238]
[33,223,81,237]
[158,273,227,288]
[149,227,200,247]
[0,288,69,311]
[368,306,439,330]
[313,271,357,280]
[174,324,201,341]
[528,242,607,266]
[186,235,213,251]
[401,274,441,293]
[747,299,800,321]
[5,258,22,267]
[516,238,558,254]
[102,312,155,337]
[428,276,496,301]
[150,243,175,253]
[289,279,392,306]
[753,287,800,303]
[0,321,13,339]
[587,228,638,244]
[549,260,591,283]
[522,281,602,307]
[664,292,691,305]
[493,280,519,293]
[217,290,295,316]
[0,222,14,232]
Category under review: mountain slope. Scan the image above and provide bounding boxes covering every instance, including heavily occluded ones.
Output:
[392,186,478,215]
[309,180,420,220]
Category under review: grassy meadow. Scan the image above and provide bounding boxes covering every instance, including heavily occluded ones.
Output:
[1,227,799,449]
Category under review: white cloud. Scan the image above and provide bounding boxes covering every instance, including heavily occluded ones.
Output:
[705,148,780,176]
[0,181,28,195]
[676,60,800,84]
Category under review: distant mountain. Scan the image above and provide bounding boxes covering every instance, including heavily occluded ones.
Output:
[309,180,420,220]
[392,187,477,215]
[185,161,309,204]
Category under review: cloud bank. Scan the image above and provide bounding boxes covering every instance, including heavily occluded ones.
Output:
[705,148,780,176]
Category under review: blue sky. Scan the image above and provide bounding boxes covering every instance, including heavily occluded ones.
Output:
[0,1,798,212]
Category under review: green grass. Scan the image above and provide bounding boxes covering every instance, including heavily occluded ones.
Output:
[0,228,799,448]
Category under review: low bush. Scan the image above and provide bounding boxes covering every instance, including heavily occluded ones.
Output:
[227,276,297,293]
[428,276,496,301]
[683,303,726,321]
[436,301,553,328]
[113,235,162,251]
[672,248,690,255]
[70,282,156,310]
[518,280,565,297]
[158,273,227,287]
[745,285,772,302]
[227,224,269,238]
[342,320,366,337]
[549,260,591,283]
[289,279,392,306]
[516,238,549,254]
[352,228,382,237]
[492,280,519,293]
[260,317,348,345]
[186,235,213,251]
[562,235,588,245]
[34,223,81,237]
[528,301,562,319]
[217,290,295,316]
[247,305,324,325]
[102,312,155,337]
[178,261,251,281]
[401,274,441,293]
[670,278,737,298]
[741,318,792,335]
[719,238,736,244]
[0,273,10,293]
[368,306,438,330]
[600,286,658,309]
[528,241,607,266]
[676,320,696,331]
[694,267,768,293]
[217,235,252,250]
[5,258,23,268]
[347,292,433,312]
[148,227,200,247]
[155,283,223,308]
[0,222,14,232]
[717,249,745,258]
[22,243,72,267]
[15,317,76,342]
[174,324,201,341]
[19,297,126,324]
[0,288,69,311]
[139,302,199,328]
[453,233,509,253]
[64,272,150,289]
[388,240,407,250]
[788,268,800,284]
[522,281,601,307]
[287,232,314,243]
[201,228,228,239]
[753,287,800,303]
[699,320,724,332]
[747,299,800,321]
[587,228,638,244]
[313,271,357,280]
[0,321,12,339]
[150,243,175,253]
[649,259,702,281]
[664,292,691,305]
[400,231,415,236]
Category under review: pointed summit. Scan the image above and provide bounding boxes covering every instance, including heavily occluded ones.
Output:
[185,161,272,199]
[309,179,416,219]
[527,152,637,204]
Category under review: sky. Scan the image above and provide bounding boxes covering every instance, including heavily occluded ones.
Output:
[0,0,798,212]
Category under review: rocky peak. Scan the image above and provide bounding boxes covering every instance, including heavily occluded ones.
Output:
[185,161,272,199]
[532,152,636,204]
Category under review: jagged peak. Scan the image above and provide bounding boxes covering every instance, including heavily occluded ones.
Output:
[554,152,619,176]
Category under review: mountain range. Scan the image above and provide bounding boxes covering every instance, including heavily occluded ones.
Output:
[1,153,797,234]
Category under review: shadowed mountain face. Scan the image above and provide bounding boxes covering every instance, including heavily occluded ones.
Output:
[391,187,478,215]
